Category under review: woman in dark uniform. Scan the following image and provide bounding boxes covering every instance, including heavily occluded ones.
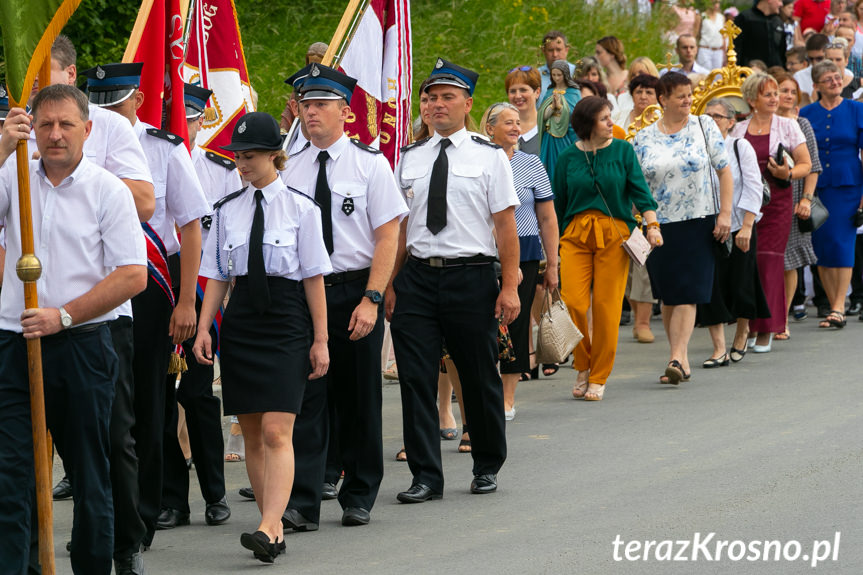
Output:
[193,112,331,563]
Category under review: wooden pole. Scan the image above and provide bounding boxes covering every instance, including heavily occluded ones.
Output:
[321,0,367,67]
[9,55,56,575]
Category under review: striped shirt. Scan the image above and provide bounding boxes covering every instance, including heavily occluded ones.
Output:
[510,150,553,260]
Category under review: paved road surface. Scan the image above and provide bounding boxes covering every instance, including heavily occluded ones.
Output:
[50,311,861,574]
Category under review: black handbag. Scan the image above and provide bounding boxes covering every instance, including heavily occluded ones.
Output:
[772,143,792,189]
[698,117,732,258]
[853,207,863,227]
[798,196,829,233]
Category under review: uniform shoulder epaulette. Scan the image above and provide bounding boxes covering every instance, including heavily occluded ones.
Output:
[471,134,502,149]
[213,187,247,210]
[400,137,430,153]
[286,185,321,208]
[146,127,184,146]
[288,141,311,158]
[350,138,383,154]
[205,151,236,170]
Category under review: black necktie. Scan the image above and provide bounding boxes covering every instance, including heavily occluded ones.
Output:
[426,138,451,235]
[315,150,334,254]
[248,189,270,313]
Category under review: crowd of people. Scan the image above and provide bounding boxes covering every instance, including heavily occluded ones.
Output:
[1,2,863,572]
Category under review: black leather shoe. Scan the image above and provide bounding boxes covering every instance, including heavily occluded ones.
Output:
[848,302,863,315]
[321,482,338,500]
[240,531,283,563]
[114,546,146,575]
[470,474,497,494]
[155,508,190,530]
[205,497,231,526]
[281,508,319,532]
[238,486,255,500]
[53,476,72,500]
[396,483,442,504]
[341,507,370,526]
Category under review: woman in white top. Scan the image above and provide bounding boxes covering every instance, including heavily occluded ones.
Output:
[696,0,727,70]
[193,112,331,563]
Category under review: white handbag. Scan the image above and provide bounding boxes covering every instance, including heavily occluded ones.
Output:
[535,288,583,365]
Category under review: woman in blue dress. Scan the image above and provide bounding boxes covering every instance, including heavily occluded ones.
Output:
[800,61,863,329]
[538,59,581,176]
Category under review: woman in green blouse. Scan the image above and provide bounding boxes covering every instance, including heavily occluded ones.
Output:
[553,96,661,401]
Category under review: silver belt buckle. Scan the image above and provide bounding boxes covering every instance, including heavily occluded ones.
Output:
[428,257,444,268]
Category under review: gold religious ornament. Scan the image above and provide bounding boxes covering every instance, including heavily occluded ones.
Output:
[657,52,683,74]
[690,19,753,114]
[625,21,752,141]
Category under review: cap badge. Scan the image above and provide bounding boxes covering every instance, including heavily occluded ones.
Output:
[435,58,444,69]
[238,121,247,134]
[96,66,106,80]
[311,65,320,77]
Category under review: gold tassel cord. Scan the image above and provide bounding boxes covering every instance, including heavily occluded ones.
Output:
[168,352,188,374]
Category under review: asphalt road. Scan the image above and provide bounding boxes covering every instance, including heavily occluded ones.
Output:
[50,310,862,574]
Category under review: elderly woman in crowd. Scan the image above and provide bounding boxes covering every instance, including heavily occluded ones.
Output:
[633,72,733,385]
[824,38,862,99]
[800,60,863,329]
[538,59,582,174]
[697,99,770,366]
[480,102,558,418]
[774,70,822,339]
[622,74,660,133]
[613,57,660,127]
[555,97,661,401]
[731,73,811,351]
[505,66,542,156]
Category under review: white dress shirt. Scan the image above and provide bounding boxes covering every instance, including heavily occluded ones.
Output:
[397,128,519,259]
[281,134,407,273]
[0,157,145,332]
[191,146,242,246]
[200,177,332,281]
[135,121,209,256]
[718,135,763,232]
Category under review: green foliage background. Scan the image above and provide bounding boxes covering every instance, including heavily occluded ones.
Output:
[2,0,681,122]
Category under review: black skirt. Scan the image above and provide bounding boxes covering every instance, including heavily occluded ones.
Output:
[696,228,771,326]
[220,276,311,415]
[646,216,715,306]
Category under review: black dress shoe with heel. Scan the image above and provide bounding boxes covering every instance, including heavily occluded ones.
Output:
[470,474,497,494]
[341,507,370,526]
[238,486,255,500]
[205,496,231,526]
[114,545,146,575]
[240,530,283,563]
[396,483,442,503]
[53,476,72,500]
[281,508,319,532]
[155,508,190,530]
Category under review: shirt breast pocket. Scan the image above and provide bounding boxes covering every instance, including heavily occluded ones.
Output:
[263,229,297,274]
[450,164,484,206]
[331,183,367,218]
[400,164,430,206]
[223,233,247,275]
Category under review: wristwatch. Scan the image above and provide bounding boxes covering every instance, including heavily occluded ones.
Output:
[59,306,73,329]
[363,290,383,305]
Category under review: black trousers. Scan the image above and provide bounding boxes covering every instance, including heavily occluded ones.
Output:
[500,260,540,375]
[161,271,226,512]
[0,326,117,575]
[108,317,146,556]
[391,259,507,493]
[131,278,173,545]
[289,276,385,519]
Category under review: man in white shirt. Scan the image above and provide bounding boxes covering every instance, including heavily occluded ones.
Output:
[0,85,146,575]
[660,35,711,77]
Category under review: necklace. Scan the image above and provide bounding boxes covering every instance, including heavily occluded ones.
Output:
[661,115,686,134]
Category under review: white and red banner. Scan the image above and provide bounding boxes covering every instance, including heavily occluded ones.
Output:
[338,0,412,168]
[124,0,189,148]
[182,0,255,157]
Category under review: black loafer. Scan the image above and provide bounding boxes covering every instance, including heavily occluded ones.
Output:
[281,508,319,532]
[53,476,72,500]
[113,546,145,575]
[470,474,497,494]
[341,507,370,526]
[155,508,190,530]
[240,530,283,564]
[396,483,442,504]
[205,496,231,526]
[238,486,255,500]
[321,482,338,500]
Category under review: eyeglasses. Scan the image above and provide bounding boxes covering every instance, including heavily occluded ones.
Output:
[707,113,730,122]
[818,75,843,85]
[825,43,847,50]
[508,65,534,73]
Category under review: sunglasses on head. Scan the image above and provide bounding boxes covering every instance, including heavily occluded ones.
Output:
[508,65,534,73]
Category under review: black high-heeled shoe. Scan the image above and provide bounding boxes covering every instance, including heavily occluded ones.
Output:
[240,530,284,563]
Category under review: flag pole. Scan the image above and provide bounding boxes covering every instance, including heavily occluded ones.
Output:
[8,53,56,575]
[321,0,370,67]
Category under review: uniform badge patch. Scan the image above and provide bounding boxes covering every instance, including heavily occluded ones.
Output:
[238,121,246,134]
[341,197,355,216]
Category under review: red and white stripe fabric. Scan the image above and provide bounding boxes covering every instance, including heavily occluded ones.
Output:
[338,0,412,168]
